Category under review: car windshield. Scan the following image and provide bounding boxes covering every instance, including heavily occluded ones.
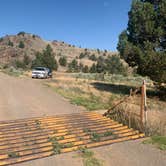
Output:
[33,67,45,71]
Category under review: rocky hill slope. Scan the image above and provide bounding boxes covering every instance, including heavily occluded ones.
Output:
[0,32,120,71]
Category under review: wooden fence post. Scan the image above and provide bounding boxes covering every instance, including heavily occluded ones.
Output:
[140,80,147,132]
[144,80,147,132]
[140,81,145,124]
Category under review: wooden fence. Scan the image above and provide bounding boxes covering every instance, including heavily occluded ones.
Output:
[104,80,148,133]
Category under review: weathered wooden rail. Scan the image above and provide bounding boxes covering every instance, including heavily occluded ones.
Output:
[104,81,148,132]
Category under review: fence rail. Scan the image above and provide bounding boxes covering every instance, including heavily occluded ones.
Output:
[104,81,148,133]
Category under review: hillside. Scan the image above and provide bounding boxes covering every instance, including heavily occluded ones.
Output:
[0,32,118,70]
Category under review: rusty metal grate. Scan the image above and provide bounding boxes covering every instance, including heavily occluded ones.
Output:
[0,112,144,165]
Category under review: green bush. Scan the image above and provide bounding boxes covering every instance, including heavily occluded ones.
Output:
[18,41,25,48]
[82,65,89,73]
[79,53,86,59]
[15,60,26,69]
[17,31,25,36]
[89,54,97,61]
[8,40,13,47]
[117,0,166,83]
[0,38,3,42]
[59,56,67,66]
[89,55,128,75]
[97,49,100,54]
[96,59,105,73]
[90,64,97,73]
[68,59,79,72]
[105,55,128,75]
[11,54,30,69]
[32,44,58,70]
[23,54,31,66]
[78,63,84,72]
[32,34,36,39]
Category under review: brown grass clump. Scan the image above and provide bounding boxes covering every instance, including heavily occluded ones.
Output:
[107,101,166,136]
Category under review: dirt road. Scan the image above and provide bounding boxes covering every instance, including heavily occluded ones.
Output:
[0,72,165,166]
[16,139,166,166]
[0,72,83,121]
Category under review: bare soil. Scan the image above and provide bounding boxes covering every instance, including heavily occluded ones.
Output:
[0,72,84,121]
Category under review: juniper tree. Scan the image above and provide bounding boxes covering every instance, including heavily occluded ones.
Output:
[117,0,166,83]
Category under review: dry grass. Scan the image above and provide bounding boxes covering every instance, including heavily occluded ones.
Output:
[45,72,166,135]
[45,73,118,111]
[107,102,166,135]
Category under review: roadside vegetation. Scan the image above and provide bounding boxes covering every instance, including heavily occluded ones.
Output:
[117,0,166,97]
[143,136,166,151]
[48,82,112,111]
[78,147,103,166]
[67,55,129,76]
[0,66,23,77]
[32,44,58,70]
[45,72,166,136]
[8,152,20,158]
[45,72,155,108]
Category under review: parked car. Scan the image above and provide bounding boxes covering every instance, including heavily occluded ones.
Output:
[46,68,52,78]
[32,67,51,79]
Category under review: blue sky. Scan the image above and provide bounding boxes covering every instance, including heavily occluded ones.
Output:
[0,0,132,51]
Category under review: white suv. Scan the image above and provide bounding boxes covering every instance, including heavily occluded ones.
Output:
[32,67,48,79]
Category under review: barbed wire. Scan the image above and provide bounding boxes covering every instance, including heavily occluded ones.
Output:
[103,86,141,116]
